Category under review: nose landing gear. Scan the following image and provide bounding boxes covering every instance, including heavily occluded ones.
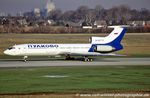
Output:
[23,56,28,62]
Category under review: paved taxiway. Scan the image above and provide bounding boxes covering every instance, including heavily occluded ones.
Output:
[0,58,150,67]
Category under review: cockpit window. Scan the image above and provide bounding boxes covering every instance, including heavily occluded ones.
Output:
[8,47,15,50]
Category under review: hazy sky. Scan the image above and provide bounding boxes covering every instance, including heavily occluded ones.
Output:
[0,0,150,15]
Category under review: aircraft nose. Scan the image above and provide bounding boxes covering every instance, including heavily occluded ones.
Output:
[4,50,17,56]
[4,50,9,55]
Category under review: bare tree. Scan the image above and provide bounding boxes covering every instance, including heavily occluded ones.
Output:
[61,10,75,21]
[86,9,96,23]
[47,9,62,21]
[140,8,150,20]
[76,6,89,21]
[95,5,104,20]
[106,5,131,25]
[118,5,131,24]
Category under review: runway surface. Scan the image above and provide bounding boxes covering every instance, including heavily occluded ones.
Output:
[0,58,150,68]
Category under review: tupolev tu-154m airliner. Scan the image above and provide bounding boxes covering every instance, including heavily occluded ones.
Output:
[4,27,127,62]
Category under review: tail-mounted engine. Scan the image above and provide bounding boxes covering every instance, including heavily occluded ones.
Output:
[93,45,115,53]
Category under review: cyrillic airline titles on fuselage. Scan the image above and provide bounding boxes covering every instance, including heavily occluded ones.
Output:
[28,44,59,49]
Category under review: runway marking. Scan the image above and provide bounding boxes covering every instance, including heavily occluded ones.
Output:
[43,75,69,78]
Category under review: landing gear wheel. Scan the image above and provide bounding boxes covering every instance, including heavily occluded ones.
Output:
[23,56,28,62]
[84,57,93,62]
[89,58,93,62]
[84,57,88,62]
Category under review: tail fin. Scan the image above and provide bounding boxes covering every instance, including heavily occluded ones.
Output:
[106,27,127,45]
[90,27,127,51]
[91,27,127,44]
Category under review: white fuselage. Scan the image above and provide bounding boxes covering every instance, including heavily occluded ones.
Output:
[4,44,93,56]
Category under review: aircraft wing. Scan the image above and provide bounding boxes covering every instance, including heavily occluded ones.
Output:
[59,52,126,57]
[69,53,126,57]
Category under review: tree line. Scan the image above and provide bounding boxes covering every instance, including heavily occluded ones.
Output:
[44,4,150,24]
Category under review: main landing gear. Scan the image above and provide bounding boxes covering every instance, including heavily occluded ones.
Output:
[83,56,93,62]
[65,55,75,60]
[23,56,28,62]
[65,55,93,62]
[65,54,70,60]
